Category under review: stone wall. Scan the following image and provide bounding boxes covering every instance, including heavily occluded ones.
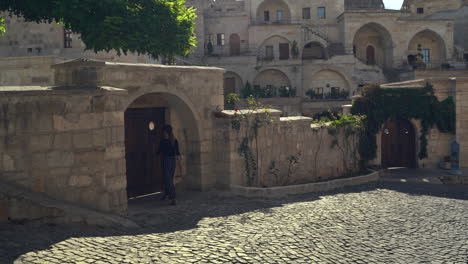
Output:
[455,78,468,167]
[0,86,129,215]
[0,59,225,219]
[214,112,361,188]
[0,56,63,86]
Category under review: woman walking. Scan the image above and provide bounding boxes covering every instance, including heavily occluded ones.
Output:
[158,125,180,205]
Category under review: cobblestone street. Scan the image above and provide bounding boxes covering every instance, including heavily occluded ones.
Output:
[1,170,468,264]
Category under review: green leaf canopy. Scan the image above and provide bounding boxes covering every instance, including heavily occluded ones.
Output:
[0,0,197,58]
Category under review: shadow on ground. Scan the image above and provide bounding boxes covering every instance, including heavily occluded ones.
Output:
[0,168,466,263]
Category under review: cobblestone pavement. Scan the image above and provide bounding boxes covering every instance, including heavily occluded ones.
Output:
[1,169,468,264]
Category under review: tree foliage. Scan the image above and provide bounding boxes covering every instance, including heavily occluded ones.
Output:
[0,0,197,58]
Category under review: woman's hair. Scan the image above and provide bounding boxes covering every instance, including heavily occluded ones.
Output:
[163,125,176,144]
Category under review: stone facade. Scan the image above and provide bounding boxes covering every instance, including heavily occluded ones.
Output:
[0,59,367,220]
[0,59,225,218]
[213,113,361,188]
[2,0,466,117]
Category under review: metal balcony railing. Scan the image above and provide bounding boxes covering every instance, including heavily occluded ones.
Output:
[205,44,258,57]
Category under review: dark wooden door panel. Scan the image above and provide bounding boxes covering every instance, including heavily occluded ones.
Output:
[382,119,416,168]
[125,107,165,198]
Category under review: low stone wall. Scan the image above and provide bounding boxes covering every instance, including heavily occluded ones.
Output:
[230,170,379,198]
[214,111,361,188]
[0,86,129,215]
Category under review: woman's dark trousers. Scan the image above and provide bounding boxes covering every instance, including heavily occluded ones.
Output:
[162,157,176,200]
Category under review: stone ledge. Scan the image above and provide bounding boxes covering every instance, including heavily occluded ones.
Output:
[216,109,282,118]
[230,170,380,198]
[0,86,127,96]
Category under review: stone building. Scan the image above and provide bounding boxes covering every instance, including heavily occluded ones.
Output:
[1,0,467,116]
[181,0,466,115]
[0,0,468,223]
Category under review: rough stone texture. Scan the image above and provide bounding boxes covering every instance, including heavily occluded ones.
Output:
[0,170,467,264]
[0,60,225,218]
[0,85,128,215]
[214,111,361,188]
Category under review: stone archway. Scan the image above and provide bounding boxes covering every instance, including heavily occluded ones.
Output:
[254,69,291,93]
[224,71,243,109]
[381,119,417,168]
[408,30,446,69]
[256,0,291,23]
[124,92,202,198]
[258,35,291,61]
[305,69,351,99]
[353,22,394,69]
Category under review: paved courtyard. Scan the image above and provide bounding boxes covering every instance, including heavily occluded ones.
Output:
[1,169,468,264]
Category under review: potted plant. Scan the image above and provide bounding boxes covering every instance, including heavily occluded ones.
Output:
[291,40,299,59]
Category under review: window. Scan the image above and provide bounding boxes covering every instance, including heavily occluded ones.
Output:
[264,11,270,21]
[207,34,213,43]
[279,43,290,60]
[265,46,274,59]
[64,29,72,48]
[417,7,424,14]
[35,47,41,54]
[422,48,430,63]
[302,8,311,19]
[315,88,324,98]
[217,33,225,46]
[464,53,468,62]
[318,7,326,19]
[331,87,340,94]
[277,10,283,21]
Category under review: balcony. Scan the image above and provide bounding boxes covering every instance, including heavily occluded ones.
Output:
[206,44,257,57]
[250,18,295,26]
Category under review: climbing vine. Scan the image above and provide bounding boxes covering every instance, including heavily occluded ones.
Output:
[313,112,365,173]
[226,94,275,186]
[351,84,455,164]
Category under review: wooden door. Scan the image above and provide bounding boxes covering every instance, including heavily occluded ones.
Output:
[125,108,165,198]
[229,34,241,56]
[381,119,416,168]
[279,43,290,60]
[366,45,375,65]
[224,77,236,110]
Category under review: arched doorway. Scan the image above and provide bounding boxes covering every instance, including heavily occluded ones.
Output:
[256,0,291,23]
[304,69,352,99]
[408,30,446,69]
[253,69,291,97]
[229,34,241,56]
[381,119,416,168]
[353,23,393,69]
[366,45,375,65]
[224,71,243,109]
[124,92,201,198]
